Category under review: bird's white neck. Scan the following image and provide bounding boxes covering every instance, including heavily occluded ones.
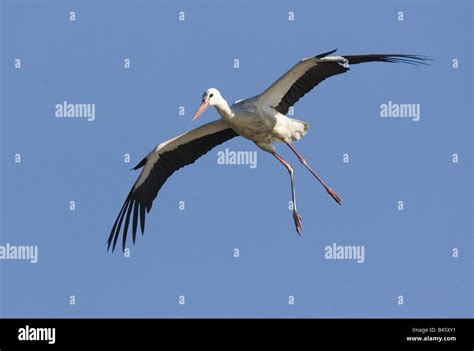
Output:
[214,98,233,120]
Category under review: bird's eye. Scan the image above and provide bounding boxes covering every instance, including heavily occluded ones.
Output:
[209,93,214,98]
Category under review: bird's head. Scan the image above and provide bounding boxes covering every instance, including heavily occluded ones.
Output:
[192,88,222,121]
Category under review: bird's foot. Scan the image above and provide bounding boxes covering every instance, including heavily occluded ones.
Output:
[293,210,303,235]
[327,187,342,205]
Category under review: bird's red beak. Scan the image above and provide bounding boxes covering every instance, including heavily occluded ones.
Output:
[192,100,209,121]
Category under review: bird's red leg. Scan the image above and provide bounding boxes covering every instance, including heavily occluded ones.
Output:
[285,142,342,205]
[272,152,303,235]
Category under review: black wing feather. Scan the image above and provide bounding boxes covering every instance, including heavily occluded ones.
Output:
[108,127,238,252]
[274,51,430,115]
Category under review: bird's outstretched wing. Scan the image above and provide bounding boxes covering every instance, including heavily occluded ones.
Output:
[108,119,238,252]
[259,49,430,115]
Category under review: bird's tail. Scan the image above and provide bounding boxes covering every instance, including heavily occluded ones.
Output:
[290,119,310,141]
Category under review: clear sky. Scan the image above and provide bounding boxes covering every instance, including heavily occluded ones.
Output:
[1,0,472,317]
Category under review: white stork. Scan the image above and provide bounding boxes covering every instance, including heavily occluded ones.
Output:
[108,49,429,251]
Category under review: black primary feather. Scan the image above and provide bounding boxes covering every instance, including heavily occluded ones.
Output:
[107,127,238,252]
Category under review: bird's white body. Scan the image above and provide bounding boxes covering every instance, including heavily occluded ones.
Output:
[108,49,428,252]
[212,95,309,153]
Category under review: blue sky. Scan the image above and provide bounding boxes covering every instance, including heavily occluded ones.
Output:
[1,0,472,317]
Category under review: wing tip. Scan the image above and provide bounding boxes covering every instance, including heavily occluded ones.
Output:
[382,54,432,66]
[106,238,114,252]
[132,157,147,170]
[315,48,338,59]
[107,190,135,254]
[345,54,432,66]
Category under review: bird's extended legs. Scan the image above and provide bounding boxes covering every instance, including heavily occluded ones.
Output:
[272,152,303,235]
[285,142,342,205]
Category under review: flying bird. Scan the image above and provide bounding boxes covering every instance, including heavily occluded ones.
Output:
[108,49,429,252]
